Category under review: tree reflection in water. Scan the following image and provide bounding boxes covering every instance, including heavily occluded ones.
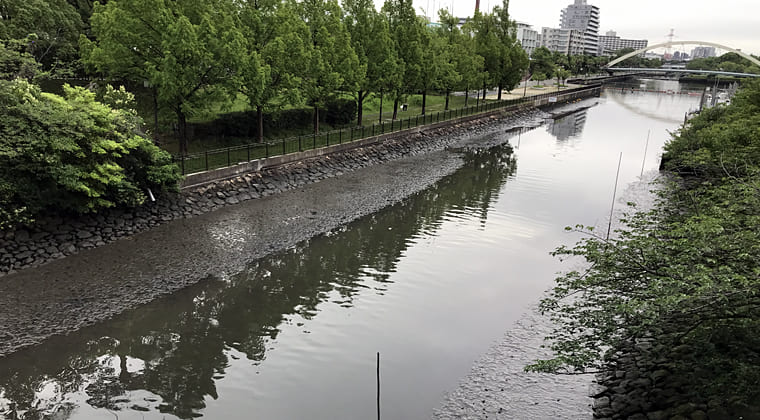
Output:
[0,141,516,420]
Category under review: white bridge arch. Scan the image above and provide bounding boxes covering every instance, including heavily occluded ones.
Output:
[605,40,760,68]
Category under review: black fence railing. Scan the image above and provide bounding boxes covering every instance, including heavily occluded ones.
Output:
[175,84,601,175]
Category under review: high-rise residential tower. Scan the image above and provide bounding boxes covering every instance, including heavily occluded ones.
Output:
[560,0,600,56]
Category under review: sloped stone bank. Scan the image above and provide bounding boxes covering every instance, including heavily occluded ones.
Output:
[0,109,542,278]
[592,339,760,420]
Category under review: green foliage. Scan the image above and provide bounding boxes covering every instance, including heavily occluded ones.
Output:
[0,0,84,69]
[663,79,760,178]
[298,0,360,132]
[555,68,571,84]
[0,41,41,81]
[0,79,180,229]
[82,0,246,154]
[567,54,604,75]
[238,0,309,139]
[530,47,555,77]
[530,80,760,402]
[687,52,760,75]
[191,98,357,138]
[383,0,425,101]
[343,0,400,124]
[464,11,499,91]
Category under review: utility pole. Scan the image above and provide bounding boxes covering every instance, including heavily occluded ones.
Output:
[475,0,480,13]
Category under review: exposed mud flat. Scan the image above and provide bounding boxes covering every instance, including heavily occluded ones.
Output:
[0,108,552,358]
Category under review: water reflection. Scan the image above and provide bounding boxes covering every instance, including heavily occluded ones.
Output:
[0,144,516,420]
[547,109,589,141]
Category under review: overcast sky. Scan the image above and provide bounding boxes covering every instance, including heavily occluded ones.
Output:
[373,0,759,56]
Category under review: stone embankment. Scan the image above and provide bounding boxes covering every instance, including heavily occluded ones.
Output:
[0,109,541,278]
[592,339,760,420]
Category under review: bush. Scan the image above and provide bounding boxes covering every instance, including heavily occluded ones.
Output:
[324,98,356,126]
[0,80,181,229]
[189,98,358,139]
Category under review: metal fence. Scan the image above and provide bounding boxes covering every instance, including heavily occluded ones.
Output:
[174,85,601,175]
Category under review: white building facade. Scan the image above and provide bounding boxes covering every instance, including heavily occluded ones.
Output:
[691,46,717,58]
[541,27,585,56]
[598,30,648,56]
[516,23,541,57]
[559,0,600,56]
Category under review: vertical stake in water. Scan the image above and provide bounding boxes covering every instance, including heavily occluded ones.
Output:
[607,152,623,241]
[640,130,650,177]
[376,352,381,420]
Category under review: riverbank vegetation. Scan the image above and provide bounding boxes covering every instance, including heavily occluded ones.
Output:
[2,0,529,155]
[687,52,760,75]
[530,80,760,403]
[0,79,180,229]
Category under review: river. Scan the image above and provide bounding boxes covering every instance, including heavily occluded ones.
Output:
[0,79,700,420]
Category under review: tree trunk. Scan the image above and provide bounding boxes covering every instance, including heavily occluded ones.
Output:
[152,88,159,143]
[465,88,469,107]
[482,81,487,101]
[314,105,320,134]
[257,105,264,142]
[176,107,188,156]
[421,89,427,115]
[393,97,398,120]
[379,90,383,124]
[357,90,364,127]
[445,90,450,110]
[497,83,503,100]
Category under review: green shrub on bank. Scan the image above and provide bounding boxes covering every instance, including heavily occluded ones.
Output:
[0,79,180,229]
[190,98,357,139]
[530,80,760,402]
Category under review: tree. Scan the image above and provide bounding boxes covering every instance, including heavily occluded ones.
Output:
[343,0,400,125]
[465,10,500,103]
[82,0,245,155]
[436,10,471,110]
[238,0,309,141]
[382,0,424,119]
[417,26,448,115]
[0,41,40,81]
[0,79,180,229]
[491,0,528,99]
[0,0,84,70]
[530,46,555,77]
[555,68,570,87]
[298,0,360,133]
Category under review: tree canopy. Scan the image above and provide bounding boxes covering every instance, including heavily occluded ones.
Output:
[343,0,400,125]
[0,0,84,71]
[687,52,760,75]
[3,0,533,150]
[82,0,246,154]
[0,79,180,228]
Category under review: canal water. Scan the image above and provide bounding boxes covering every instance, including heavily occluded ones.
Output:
[0,79,699,420]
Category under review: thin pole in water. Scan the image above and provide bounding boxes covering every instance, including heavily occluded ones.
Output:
[607,152,623,241]
[640,130,650,177]
[377,352,381,420]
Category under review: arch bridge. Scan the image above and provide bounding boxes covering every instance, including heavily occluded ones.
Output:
[605,40,760,69]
